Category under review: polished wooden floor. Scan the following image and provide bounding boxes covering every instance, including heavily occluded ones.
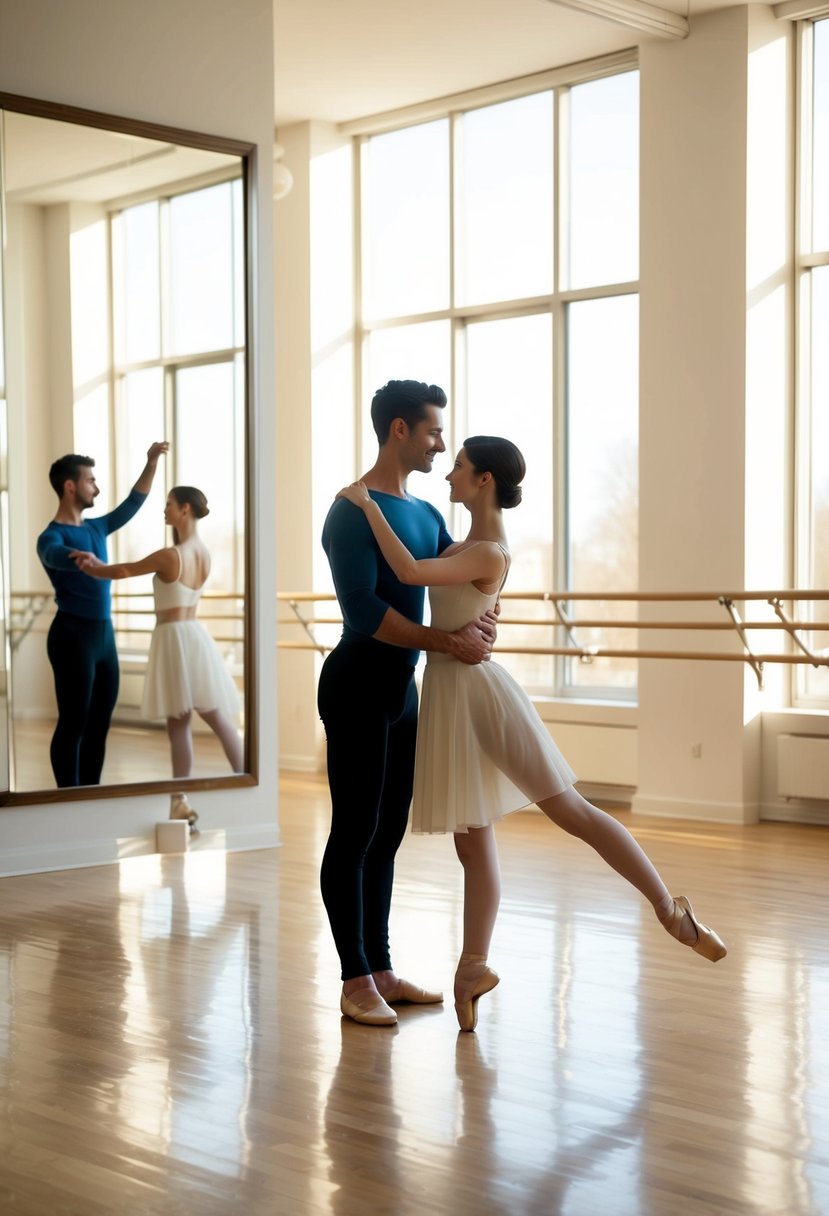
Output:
[12,720,234,792]
[1,775,827,1215]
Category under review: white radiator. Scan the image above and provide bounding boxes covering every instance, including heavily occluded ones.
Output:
[776,734,829,801]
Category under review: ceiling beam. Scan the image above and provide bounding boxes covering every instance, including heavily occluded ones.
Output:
[541,0,689,39]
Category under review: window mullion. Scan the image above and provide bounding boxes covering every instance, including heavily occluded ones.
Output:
[353,136,365,478]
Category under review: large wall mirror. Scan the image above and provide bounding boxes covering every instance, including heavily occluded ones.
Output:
[0,94,256,805]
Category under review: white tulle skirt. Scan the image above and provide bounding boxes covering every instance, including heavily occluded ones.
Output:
[411,657,576,835]
[142,621,241,722]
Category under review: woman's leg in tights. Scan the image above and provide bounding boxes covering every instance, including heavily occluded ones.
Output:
[537,786,696,941]
[451,824,503,1025]
[453,825,502,1008]
[198,708,244,772]
[453,826,501,958]
[167,712,193,778]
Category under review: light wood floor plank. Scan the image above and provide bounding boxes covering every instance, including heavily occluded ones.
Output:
[0,773,827,1214]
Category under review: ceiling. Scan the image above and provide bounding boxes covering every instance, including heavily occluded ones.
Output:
[272,0,740,128]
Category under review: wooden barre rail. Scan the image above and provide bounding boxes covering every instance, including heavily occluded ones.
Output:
[276,589,829,690]
[276,640,820,664]
[278,589,829,602]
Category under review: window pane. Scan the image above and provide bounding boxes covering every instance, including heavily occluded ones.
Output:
[175,362,240,592]
[363,121,449,319]
[567,72,639,290]
[813,19,829,252]
[466,314,553,691]
[74,384,112,513]
[110,369,165,652]
[364,322,451,516]
[232,179,246,349]
[113,202,160,364]
[566,294,638,694]
[170,183,235,356]
[115,368,166,563]
[457,93,553,306]
[800,266,829,700]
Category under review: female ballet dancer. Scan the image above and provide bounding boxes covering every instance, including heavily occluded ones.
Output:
[71,486,242,824]
[338,436,726,1032]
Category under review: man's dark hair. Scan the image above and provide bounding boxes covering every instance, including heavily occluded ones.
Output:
[48,454,95,498]
[370,380,447,444]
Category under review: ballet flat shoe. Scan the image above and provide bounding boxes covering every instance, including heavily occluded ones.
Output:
[454,962,500,1033]
[662,895,727,962]
[382,978,444,1005]
[340,989,398,1026]
[169,795,198,827]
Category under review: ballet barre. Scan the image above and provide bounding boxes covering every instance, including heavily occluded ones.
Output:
[277,589,829,690]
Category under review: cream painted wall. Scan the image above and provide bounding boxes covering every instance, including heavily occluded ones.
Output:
[275,123,319,770]
[275,120,353,772]
[0,0,277,873]
[636,7,793,824]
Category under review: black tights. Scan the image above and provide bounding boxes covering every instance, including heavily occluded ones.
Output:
[46,612,119,787]
[318,643,418,981]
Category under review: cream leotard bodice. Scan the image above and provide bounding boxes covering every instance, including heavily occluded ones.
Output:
[427,543,508,652]
[152,547,203,613]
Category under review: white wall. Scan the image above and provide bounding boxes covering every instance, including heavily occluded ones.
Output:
[0,0,278,873]
[275,120,354,771]
[636,6,793,824]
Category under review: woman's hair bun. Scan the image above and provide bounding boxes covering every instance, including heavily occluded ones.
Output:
[499,484,522,510]
[462,436,526,510]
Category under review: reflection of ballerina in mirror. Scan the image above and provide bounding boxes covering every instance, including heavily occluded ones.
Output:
[71,485,242,825]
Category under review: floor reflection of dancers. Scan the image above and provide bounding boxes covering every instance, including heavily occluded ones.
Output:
[323,1021,403,1211]
[453,1033,647,1216]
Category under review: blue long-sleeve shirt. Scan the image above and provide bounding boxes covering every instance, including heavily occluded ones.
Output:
[36,489,147,620]
[322,490,452,667]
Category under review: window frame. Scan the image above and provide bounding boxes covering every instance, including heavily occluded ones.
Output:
[793,16,829,708]
[351,52,640,702]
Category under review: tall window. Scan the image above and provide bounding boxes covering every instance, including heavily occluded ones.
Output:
[110,178,246,593]
[357,61,639,698]
[796,18,829,705]
[105,177,244,672]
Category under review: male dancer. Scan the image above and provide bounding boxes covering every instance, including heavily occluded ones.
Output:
[36,441,168,786]
[319,380,495,1025]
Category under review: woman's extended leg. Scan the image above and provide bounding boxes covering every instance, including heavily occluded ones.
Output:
[452,826,502,1031]
[166,711,198,826]
[537,786,726,960]
[198,708,244,772]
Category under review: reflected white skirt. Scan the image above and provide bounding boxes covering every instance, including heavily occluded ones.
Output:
[142,621,241,722]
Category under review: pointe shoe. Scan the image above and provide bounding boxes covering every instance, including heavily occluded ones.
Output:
[660,895,727,962]
[169,794,198,827]
[340,988,398,1026]
[382,978,444,1005]
[454,955,500,1032]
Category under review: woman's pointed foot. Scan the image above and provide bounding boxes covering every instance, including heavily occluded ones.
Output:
[169,794,198,827]
[659,895,727,962]
[340,987,398,1026]
[454,953,499,1032]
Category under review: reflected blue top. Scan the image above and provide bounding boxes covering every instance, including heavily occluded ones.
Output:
[36,489,147,620]
[322,490,452,667]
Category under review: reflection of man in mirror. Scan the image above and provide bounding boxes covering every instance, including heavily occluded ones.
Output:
[318,380,496,1027]
[35,442,169,787]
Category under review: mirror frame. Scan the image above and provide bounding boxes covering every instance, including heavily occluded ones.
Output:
[0,91,258,805]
